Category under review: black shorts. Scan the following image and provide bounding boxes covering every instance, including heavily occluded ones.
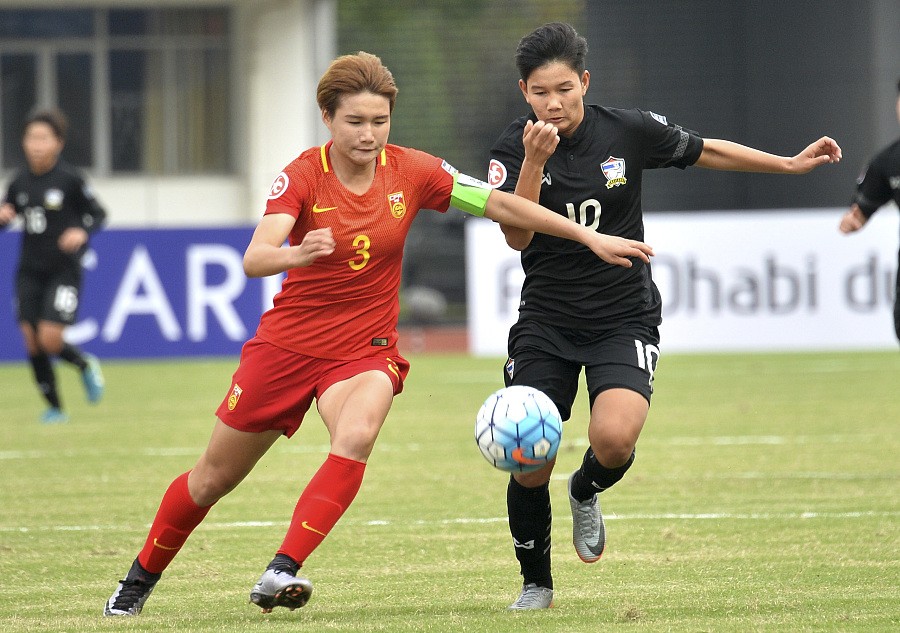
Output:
[16,266,83,326]
[503,319,660,421]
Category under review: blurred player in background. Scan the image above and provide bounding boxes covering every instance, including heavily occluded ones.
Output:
[488,22,843,609]
[0,108,106,424]
[104,51,654,618]
[839,78,900,344]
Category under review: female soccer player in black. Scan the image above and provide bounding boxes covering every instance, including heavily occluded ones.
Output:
[0,108,107,423]
[488,22,842,609]
[839,78,900,343]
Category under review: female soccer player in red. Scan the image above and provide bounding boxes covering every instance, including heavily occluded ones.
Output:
[104,51,654,617]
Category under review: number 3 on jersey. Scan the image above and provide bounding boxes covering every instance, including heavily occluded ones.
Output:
[349,234,371,271]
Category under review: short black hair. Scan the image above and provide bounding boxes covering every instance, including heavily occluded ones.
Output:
[515,22,588,83]
[24,108,68,141]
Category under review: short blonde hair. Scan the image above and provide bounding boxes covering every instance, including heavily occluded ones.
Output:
[316,51,398,117]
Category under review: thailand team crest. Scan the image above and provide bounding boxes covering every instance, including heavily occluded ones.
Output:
[44,188,64,210]
[601,156,627,189]
[227,384,243,411]
[388,191,406,218]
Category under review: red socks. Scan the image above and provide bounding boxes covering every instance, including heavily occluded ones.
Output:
[134,454,365,574]
[277,453,366,566]
[137,471,213,574]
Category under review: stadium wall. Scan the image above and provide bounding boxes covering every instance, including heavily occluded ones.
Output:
[0,0,335,227]
[2,208,896,361]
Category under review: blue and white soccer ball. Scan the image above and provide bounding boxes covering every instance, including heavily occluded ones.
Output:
[475,385,562,473]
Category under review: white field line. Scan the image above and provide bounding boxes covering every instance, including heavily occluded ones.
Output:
[440,361,892,383]
[2,510,898,534]
[0,433,884,461]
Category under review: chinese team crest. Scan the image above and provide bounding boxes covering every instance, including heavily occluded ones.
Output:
[601,156,627,189]
[227,384,243,411]
[388,191,406,218]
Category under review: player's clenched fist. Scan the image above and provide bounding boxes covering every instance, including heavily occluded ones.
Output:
[293,227,336,267]
[522,120,560,164]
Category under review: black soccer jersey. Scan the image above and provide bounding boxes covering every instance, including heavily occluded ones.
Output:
[489,104,703,330]
[3,160,106,273]
[853,137,900,218]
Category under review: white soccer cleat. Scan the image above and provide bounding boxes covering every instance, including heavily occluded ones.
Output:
[507,583,554,610]
[249,568,313,612]
[568,471,606,563]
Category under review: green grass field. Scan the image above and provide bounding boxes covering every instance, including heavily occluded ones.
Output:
[1,351,898,632]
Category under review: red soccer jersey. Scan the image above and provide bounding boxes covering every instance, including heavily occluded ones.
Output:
[256,142,454,359]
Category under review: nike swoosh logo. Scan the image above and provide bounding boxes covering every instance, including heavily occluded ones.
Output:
[512,447,543,465]
[301,520,327,536]
[152,538,180,551]
[312,203,337,213]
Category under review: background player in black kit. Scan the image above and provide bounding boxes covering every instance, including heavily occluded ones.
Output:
[488,23,842,609]
[839,78,900,344]
[0,108,107,424]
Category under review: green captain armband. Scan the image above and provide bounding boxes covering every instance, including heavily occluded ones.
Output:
[450,173,492,217]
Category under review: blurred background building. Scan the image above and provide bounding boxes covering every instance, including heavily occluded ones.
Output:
[1,0,898,328]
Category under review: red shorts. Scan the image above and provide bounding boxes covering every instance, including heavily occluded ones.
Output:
[215,336,410,437]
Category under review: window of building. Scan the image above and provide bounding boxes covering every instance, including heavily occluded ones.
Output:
[0,7,232,175]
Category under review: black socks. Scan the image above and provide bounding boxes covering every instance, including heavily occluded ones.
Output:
[267,553,300,576]
[506,476,553,589]
[59,343,88,371]
[128,558,162,584]
[29,353,60,409]
[570,448,636,502]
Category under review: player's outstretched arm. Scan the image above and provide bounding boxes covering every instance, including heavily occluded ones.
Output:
[696,136,841,174]
[484,188,653,268]
[243,213,335,277]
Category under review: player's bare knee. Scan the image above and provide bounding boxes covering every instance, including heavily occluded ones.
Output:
[331,418,381,459]
[594,437,635,468]
[36,330,64,355]
[330,434,376,462]
[188,466,241,506]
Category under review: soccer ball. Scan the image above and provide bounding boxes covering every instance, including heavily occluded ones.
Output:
[474,385,562,473]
